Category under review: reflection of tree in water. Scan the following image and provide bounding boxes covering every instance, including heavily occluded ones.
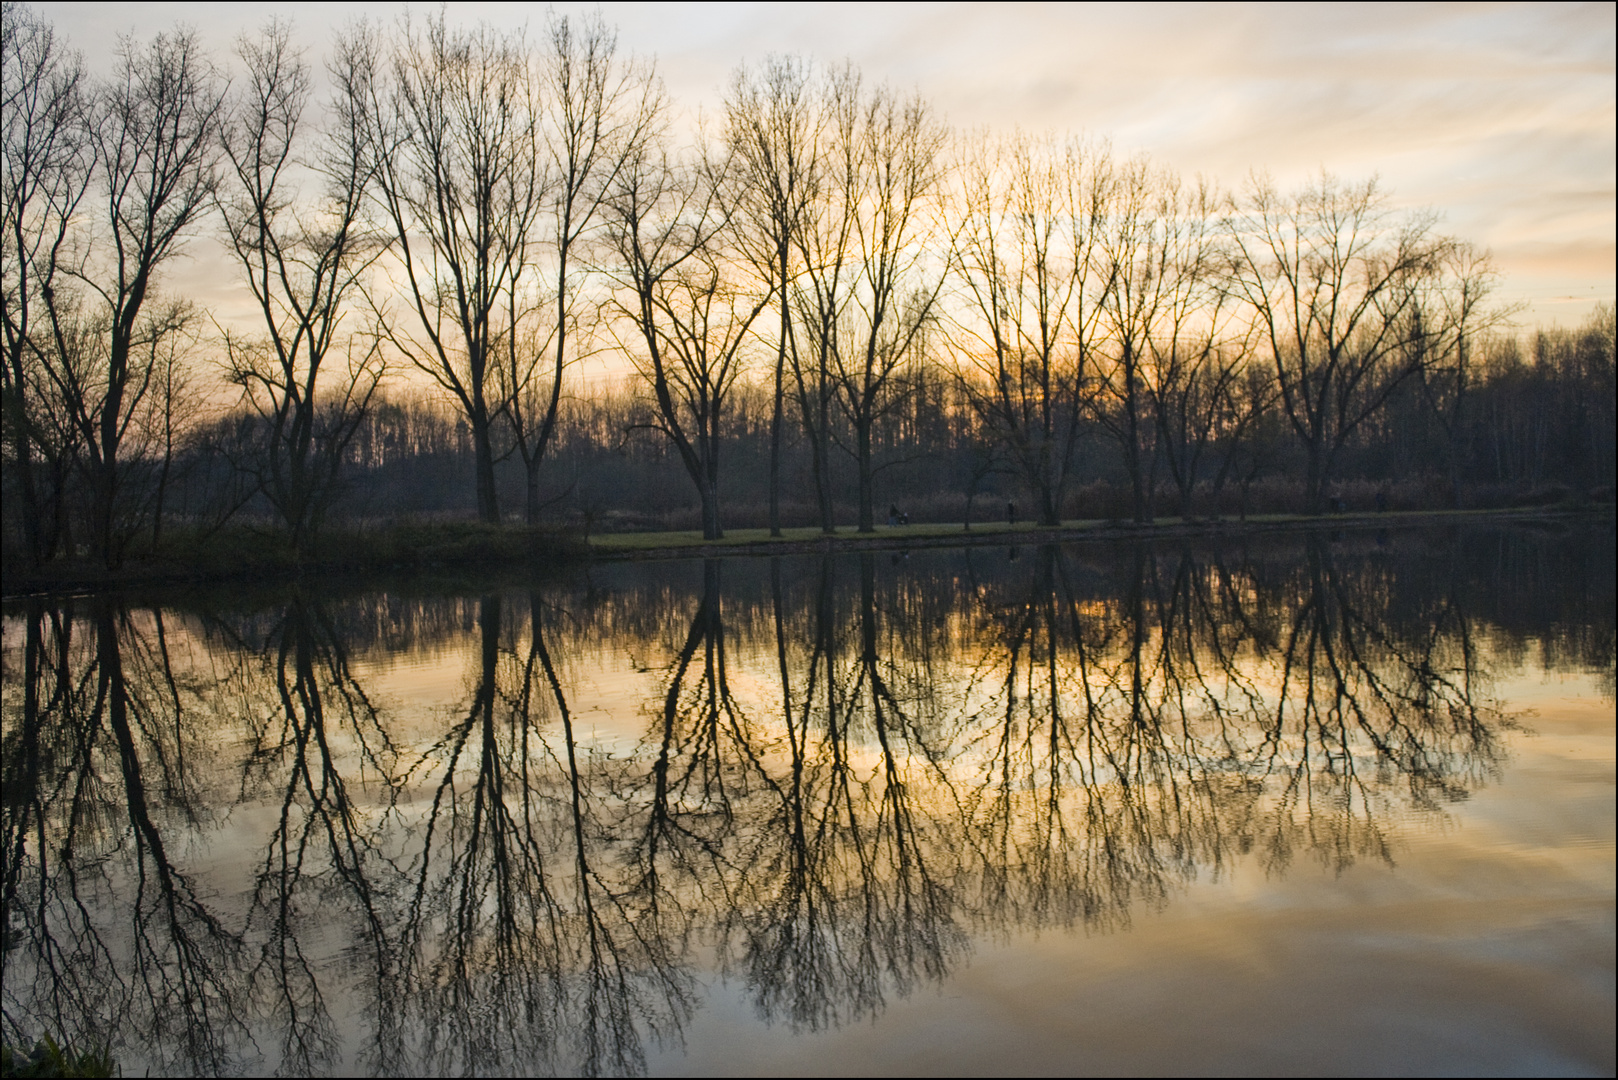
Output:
[2,599,248,1074]
[398,591,690,1077]
[0,527,1582,1075]
[3,589,695,1076]
[1259,536,1505,872]
[641,556,968,1033]
[953,538,1507,942]
[225,589,403,1076]
[956,544,1198,934]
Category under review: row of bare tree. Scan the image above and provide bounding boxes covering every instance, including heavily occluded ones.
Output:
[4,4,1612,568]
[2,5,649,565]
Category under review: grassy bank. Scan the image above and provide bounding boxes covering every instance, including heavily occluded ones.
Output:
[588,504,1613,560]
[2,521,588,597]
[5,505,1605,595]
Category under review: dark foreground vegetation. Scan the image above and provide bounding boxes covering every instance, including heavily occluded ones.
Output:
[1,521,586,595]
[3,3,1613,585]
[0,1035,115,1078]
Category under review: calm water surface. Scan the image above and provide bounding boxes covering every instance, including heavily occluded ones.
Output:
[3,525,1613,1076]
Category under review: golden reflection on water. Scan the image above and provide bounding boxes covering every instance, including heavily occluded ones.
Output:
[2,528,1612,1076]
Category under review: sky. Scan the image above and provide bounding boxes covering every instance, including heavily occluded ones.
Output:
[30,1,1617,333]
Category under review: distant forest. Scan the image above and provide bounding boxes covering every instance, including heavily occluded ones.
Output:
[3,3,1613,570]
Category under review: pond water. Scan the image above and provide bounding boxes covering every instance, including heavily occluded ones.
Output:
[3,524,1613,1076]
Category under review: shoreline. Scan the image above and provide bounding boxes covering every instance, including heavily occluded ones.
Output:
[2,505,1608,598]
[586,505,1611,561]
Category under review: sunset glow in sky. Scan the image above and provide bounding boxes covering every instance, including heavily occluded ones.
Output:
[32,1,1617,331]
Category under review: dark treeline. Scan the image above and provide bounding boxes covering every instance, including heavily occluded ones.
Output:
[4,524,1610,1074]
[4,4,1613,571]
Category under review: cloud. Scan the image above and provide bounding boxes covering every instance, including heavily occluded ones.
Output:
[32,0,1616,325]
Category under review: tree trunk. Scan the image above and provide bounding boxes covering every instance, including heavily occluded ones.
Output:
[151,446,173,553]
[1305,444,1328,515]
[856,417,874,533]
[769,352,783,536]
[1124,374,1151,524]
[769,250,788,538]
[815,358,835,533]
[91,324,133,568]
[700,471,722,541]
[8,417,45,568]
[526,458,542,526]
[470,398,501,524]
[1038,482,1060,527]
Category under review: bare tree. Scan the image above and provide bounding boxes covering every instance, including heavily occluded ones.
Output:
[218,19,386,552]
[499,12,655,526]
[1225,174,1454,513]
[1,1,90,566]
[1092,157,1188,524]
[139,307,203,549]
[370,11,546,525]
[1150,330,1268,520]
[784,65,855,534]
[1136,173,1250,519]
[724,55,818,537]
[818,73,949,533]
[47,26,224,567]
[605,130,768,540]
[1412,242,1506,508]
[949,131,1109,526]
